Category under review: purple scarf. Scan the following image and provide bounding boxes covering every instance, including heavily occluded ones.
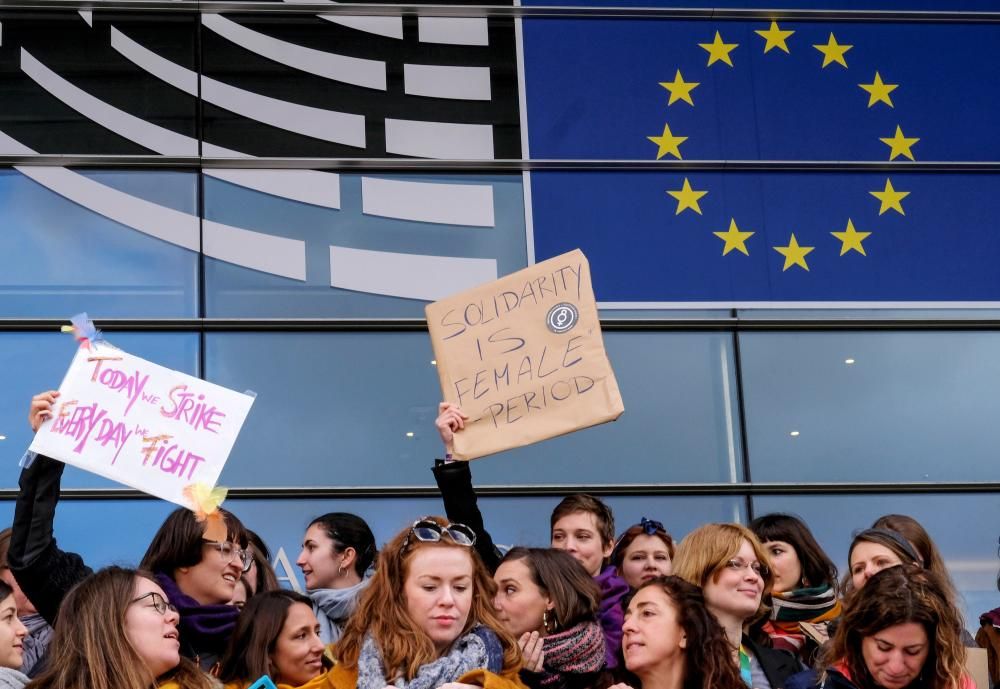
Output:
[981,607,1000,628]
[153,572,239,655]
[594,565,629,670]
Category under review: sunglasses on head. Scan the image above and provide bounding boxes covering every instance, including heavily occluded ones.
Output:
[403,518,477,549]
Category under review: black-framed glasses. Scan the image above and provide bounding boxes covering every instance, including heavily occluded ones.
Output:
[402,518,476,549]
[203,539,253,573]
[131,591,178,616]
[725,557,769,578]
[639,517,665,536]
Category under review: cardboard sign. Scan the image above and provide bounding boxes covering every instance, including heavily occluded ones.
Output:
[29,340,255,507]
[426,249,624,459]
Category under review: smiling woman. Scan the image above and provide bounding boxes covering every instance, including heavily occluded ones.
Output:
[785,567,972,689]
[218,590,328,689]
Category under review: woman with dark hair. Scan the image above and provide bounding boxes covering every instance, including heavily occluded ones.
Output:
[750,514,841,663]
[673,523,800,689]
[330,516,524,689]
[296,513,376,644]
[0,528,51,677]
[611,519,675,590]
[844,530,921,596]
[14,391,250,672]
[28,566,215,689]
[786,566,972,689]
[493,548,606,689]
[609,576,746,689]
[246,530,280,596]
[0,580,29,689]
[219,590,329,688]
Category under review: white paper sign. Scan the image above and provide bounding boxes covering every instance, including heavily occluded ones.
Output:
[29,340,255,507]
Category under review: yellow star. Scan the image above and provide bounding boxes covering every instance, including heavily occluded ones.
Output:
[831,218,871,256]
[666,178,708,215]
[647,123,687,160]
[880,125,919,161]
[755,21,794,54]
[813,33,853,68]
[869,178,910,216]
[859,71,898,108]
[773,234,814,271]
[659,70,700,106]
[713,218,754,256]
[699,31,739,67]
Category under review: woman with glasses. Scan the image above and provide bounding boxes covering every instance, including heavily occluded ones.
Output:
[296,512,377,644]
[28,566,216,689]
[219,590,330,689]
[610,576,746,689]
[612,518,675,590]
[492,548,607,689]
[786,566,971,689]
[12,390,250,673]
[673,523,800,689]
[749,514,841,664]
[330,516,524,689]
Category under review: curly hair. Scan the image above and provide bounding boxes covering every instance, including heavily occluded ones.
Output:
[624,576,746,689]
[822,565,967,689]
[335,516,520,679]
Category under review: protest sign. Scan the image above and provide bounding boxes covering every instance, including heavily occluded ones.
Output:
[426,249,624,460]
[29,339,255,508]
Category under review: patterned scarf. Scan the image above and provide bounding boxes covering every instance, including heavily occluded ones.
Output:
[763,584,841,655]
[537,621,606,686]
[153,572,239,656]
[356,626,503,689]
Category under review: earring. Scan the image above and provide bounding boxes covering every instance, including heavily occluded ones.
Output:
[338,564,346,577]
[543,609,556,633]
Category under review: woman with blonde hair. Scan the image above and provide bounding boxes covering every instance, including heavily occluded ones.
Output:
[330,516,525,689]
[672,523,799,689]
[27,566,215,689]
[786,566,971,689]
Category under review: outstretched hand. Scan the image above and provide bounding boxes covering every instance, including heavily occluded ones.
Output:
[29,390,60,432]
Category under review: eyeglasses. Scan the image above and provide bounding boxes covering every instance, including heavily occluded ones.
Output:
[131,591,178,616]
[203,539,253,573]
[725,557,769,578]
[402,518,476,549]
[639,517,665,536]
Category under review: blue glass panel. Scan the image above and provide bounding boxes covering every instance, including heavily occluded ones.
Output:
[740,332,1000,482]
[0,332,199,488]
[752,494,1000,635]
[0,494,744,591]
[203,173,527,318]
[206,331,740,486]
[0,169,199,317]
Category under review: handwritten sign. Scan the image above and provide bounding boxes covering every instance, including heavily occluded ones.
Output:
[29,340,255,507]
[426,249,624,460]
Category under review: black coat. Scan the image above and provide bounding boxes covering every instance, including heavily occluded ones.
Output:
[432,459,504,573]
[745,635,804,689]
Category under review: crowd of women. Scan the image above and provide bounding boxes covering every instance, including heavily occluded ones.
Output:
[2,394,997,689]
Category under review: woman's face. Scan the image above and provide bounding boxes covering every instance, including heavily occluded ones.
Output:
[124,578,180,679]
[297,523,342,590]
[493,559,551,637]
[229,581,249,610]
[702,539,764,623]
[861,622,929,689]
[850,542,904,590]
[551,511,613,577]
[764,540,803,594]
[620,534,673,589]
[621,586,686,675]
[271,602,325,686]
[404,545,474,654]
[0,594,26,670]
[177,518,244,605]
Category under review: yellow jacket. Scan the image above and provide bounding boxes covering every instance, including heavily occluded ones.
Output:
[222,671,337,689]
[327,661,527,689]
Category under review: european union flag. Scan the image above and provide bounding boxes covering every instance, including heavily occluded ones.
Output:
[522,18,1000,304]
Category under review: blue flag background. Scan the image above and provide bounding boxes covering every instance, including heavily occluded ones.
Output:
[521,18,1000,304]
